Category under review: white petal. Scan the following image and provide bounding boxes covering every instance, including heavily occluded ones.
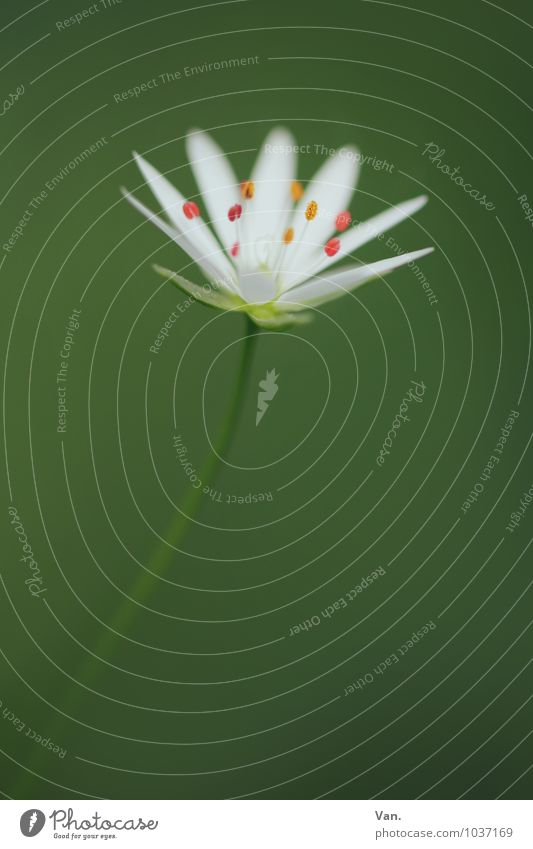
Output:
[339,194,428,256]
[279,145,360,283]
[277,247,434,307]
[121,188,238,294]
[281,194,429,293]
[244,127,297,267]
[132,151,186,230]
[132,152,237,287]
[185,129,240,252]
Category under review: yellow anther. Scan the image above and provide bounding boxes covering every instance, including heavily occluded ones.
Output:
[305,200,318,221]
[240,180,255,200]
[291,180,304,201]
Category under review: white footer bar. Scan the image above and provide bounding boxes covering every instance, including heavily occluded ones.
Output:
[0,799,531,848]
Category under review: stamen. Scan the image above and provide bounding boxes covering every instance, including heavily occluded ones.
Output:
[304,235,342,282]
[228,204,242,222]
[231,242,239,257]
[238,182,255,266]
[324,237,340,257]
[291,180,304,201]
[272,229,292,282]
[277,201,318,284]
[305,200,318,221]
[183,201,200,219]
[240,180,255,200]
[335,211,351,232]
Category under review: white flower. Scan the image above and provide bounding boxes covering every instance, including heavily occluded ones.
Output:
[122,127,433,329]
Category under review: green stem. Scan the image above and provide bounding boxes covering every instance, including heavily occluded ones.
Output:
[15,314,259,795]
[100,313,260,640]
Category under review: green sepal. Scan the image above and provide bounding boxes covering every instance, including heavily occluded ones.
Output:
[153,264,239,311]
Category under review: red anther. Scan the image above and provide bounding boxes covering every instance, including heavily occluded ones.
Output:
[335,210,351,231]
[231,242,239,257]
[183,201,200,219]
[228,204,242,222]
[324,237,341,257]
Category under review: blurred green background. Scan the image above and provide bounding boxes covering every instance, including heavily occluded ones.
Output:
[1,0,532,800]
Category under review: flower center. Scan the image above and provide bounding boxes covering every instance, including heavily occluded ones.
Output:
[239,270,278,304]
[253,236,275,269]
